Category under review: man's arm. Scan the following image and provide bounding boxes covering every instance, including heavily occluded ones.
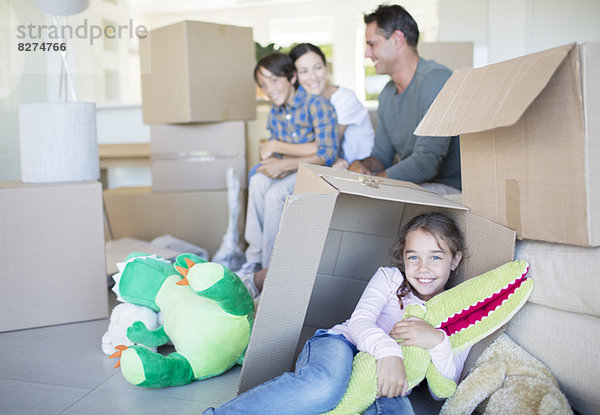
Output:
[348,157,385,176]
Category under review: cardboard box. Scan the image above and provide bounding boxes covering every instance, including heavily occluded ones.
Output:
[103,186,247,257]
[0,182,108,332]
[140,21,257,124]
[150,121,247,191]
[150,122,245,155]
[419,41,474,69]
[416,42,600,247]
[151,157,246,192]
[237,164,515,392]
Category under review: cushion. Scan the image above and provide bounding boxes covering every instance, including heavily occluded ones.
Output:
[507,302,600,415]
[515,239,600,316]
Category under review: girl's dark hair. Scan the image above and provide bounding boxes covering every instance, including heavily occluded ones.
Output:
[364,4,419,48]
[288,43,326,65]
[391,212,466,308]
[253,52,296,84]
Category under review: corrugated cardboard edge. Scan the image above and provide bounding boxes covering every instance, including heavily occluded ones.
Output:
[582,43,600,245]
[238,193,338,393]
[415,43,576,137]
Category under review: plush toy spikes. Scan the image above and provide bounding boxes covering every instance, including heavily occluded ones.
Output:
[109,344,128,368]
[175,265,188,277]
[175,258,197,285]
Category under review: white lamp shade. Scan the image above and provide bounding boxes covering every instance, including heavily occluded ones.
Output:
[31,0,89,15]
[19,102,99,183]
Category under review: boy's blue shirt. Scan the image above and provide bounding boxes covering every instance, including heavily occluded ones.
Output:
[266,85,339,166]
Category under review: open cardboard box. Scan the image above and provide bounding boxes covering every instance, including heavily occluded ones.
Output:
[238,164,516,393]
[416,42,600,247]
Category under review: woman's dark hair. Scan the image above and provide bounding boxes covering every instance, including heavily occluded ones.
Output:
[288,43,327,65]
[391,212,466,308]
[364,4,419,48]
[253,52,296,84]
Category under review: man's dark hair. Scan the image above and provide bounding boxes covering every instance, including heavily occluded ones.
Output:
[364,4,419,47]
[254,52,296,84]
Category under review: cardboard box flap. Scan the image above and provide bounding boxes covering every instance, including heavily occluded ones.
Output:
[415,43,576,137]
[582,43,600,245]
[321,175,467,210]
[295,164,467,210]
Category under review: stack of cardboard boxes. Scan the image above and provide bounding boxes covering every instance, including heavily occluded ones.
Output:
[237,43,599,414]
[103,21,257,257]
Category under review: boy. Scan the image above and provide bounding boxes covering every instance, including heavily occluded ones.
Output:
[240,52,339,295]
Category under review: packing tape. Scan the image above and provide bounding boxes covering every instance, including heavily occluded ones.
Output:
[505,179,523,237]
[358,175,381,188]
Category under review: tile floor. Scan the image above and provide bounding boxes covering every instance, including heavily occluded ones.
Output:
[0,288,442,415]
[0,290,240,415]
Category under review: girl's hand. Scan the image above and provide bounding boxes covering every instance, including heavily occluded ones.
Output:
[257,157,290,179]
[389,317,445,350]
[376,356,408,398]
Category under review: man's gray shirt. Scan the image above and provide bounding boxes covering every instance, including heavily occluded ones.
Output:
[372,57,461,189]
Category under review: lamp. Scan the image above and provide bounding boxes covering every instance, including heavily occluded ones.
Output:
[30,0,89,16]
[19,0,99,183]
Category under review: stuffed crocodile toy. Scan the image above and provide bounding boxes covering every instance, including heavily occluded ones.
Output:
[109,253,254,388]
[325,260,533,414]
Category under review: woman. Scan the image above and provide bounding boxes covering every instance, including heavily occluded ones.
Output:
[288,43,374,168]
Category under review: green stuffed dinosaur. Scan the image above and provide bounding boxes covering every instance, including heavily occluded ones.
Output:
[325,260,533,415]
[109,253,255,388]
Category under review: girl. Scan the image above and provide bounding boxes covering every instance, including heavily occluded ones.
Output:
[204,212,468,415]
[259,43,374,169]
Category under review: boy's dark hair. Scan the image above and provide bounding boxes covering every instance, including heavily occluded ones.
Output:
[364,4,420,48]
[288,43,327,65]
[254,52,296,84]
[392,212,466,307]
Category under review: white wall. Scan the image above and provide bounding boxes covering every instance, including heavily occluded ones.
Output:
[0,0,48,181]
[136,0,440,98]
[2,0,600,181]
[438,0,600,66]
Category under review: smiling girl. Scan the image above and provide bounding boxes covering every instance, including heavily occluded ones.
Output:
[204,212,469,415]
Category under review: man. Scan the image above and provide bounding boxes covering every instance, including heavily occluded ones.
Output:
[349,4,461,195]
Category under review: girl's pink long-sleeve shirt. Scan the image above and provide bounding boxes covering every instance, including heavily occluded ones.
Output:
[330,266,470,387]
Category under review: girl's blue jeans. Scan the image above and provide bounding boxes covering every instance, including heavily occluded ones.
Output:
[203,330,414,415]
